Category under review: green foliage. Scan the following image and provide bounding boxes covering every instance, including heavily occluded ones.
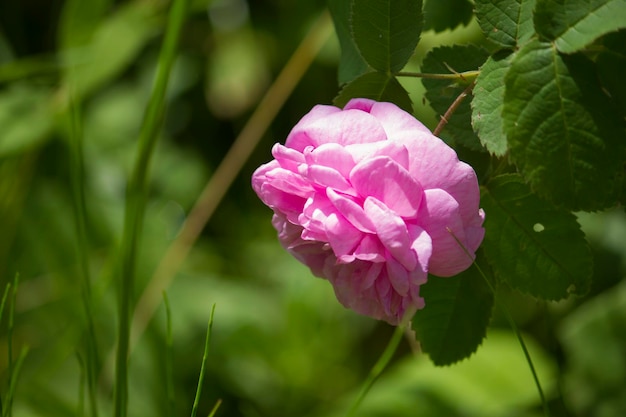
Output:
[421,45,488,150]
[475,0,536,48]
[534,0,626,53]
[503,40,624,210]
[481,174,592,299]
[471,51,512,156]
[328,0,369,84]
[412,250,494,366]
[351,0,423,74]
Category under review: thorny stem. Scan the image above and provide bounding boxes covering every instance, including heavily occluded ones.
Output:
[433,81,475,137]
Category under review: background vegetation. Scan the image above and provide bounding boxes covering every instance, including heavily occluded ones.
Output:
[0,0,625,416]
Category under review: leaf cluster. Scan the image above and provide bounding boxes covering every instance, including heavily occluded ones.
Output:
[330,0,626,366]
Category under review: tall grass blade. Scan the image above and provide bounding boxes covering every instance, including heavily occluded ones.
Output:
[190,305,216,417]
[113,0,190,415]
[162,292,175,416]
[206,399,222,417]
[5,274,19,417]
[2,347,29,417]
[66,81,100,417]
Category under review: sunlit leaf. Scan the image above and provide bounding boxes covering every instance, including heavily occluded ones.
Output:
[328,0,369,84]
[475,0,536,48]
[412,250,494,366]
[471,51,513,156]
[481,174,592,300]
[351,0,423,73]
[503,40,625,210]
[423,0,473,33]
[535,0,626,53]
[421,45,488,150]
[0,85,54,156]
[333,72,412,112]
[57,0,112,49]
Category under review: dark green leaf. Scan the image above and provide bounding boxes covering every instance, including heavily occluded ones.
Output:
[412,250,494,366]
[351,0,423,73]
[503,40,625,210]
[421,45,489,150]
[328,0,370,84]
[0,85,55,156]
[471,51,513,157]
[333,72,412,113]
[423,0,473,33]
[481,174,592,300]
[475,0,536,48]
[535,0,626,53]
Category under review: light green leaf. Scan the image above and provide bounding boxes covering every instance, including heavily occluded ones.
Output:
[471,51,513,156]
[333,72,412,113]
[0,85,55,156]
[351,0,423,73]
[412,250,494,366]
[328,0,369,84]
[64,1,159,98]
[421,45,489,150]
[480,174,592,300]
[535,0,626,53]
[503,40,625,210]
[475,0,536,48]
[423,0,473,32]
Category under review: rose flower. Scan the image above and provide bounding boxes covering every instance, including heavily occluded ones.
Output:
[252,98,485,324]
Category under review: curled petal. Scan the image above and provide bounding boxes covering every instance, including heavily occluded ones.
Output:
[327,188,375,233]
[271,143,304,171]
[351,156,423,218]
[364,197,416,271]
[345,140,409,171]
[304,143,355,178]
[325,212,363,261]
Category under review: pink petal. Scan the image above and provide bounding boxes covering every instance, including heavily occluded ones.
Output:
[344,98,376,112]
[351,156,423,218]
[418,189,473,277]
[305,165,352,193]
[364,197,417,270]
[407,224,432,275]
[368,101,432,137]
[285,104,342,151]
[325,212,363,261]
[345,140,409,170]
[304,142,355,177]
[360,261,384,291]
[353,234,385,262]
[327,188,375,233]
[386,257,410,296]
[271,143,304,171]
[287,109,387,149]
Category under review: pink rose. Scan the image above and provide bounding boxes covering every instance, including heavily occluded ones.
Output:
[252,98,485,324]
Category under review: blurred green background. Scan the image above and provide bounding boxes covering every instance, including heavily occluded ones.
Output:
[1,0,625,416]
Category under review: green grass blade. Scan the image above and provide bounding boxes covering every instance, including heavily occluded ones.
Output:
[113,0,190,415]
[5,274,19,417]
[162,292,175,416]
[206,399,222,417]
[66,82,100,417]
[190,305,216,417]
[2,346,29,417]
[0,282,11,327]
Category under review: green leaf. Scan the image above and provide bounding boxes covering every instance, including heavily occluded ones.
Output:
[64,1,159,98]
[503,40,625,210]
[328,0,369,84]
[475,0,536,48]
[421,45,489,150]
[412,250,494,366]
[423,0,473,32]
[0,85,55,156]
[535,0,626,53]
[351,0,423,73]
[333,72,412,113]
[480,174,592,300]
[471,51,513,157]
